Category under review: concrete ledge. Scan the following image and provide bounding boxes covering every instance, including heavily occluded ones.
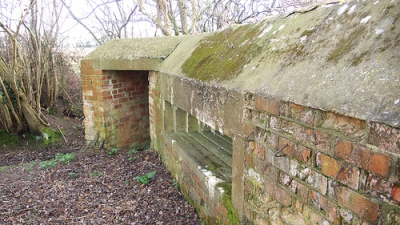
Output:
[164,131,233,203]
[169,131,232,181]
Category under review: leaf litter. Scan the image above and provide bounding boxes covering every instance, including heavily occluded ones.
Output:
[0,148,201,224]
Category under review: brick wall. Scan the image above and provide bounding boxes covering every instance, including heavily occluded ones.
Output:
[84,63,399,224]
[243,95,399,224]
[148,72,238,224]
[146,71,399,224]
[81,59,149,148]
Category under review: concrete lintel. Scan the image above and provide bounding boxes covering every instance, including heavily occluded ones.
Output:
[91,58,163,71]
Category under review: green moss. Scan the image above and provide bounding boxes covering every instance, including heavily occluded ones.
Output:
[351,51,368,66]
[39,127,60,146]
[327,26,366,63]
[216,182,240,225]
[327,38,353,63]
[182,23,264,81]
[0,129,19,147]
[300,28,316,37]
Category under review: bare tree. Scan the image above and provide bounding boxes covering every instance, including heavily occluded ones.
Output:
[134,0,323,36]
[0,0,66,135]
[59,0,323,42]
[60,0,138,45]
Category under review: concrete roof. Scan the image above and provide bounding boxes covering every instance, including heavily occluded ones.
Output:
[85,0,400,127]
[161,0,400,128]
[84,36,183,71]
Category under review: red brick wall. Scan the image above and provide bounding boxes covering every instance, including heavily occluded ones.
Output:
[81,59,149,148]
[243,95,399,224]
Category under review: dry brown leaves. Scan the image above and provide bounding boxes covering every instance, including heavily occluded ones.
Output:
[0,149,200,224]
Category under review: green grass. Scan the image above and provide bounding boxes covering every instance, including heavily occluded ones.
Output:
[135,170,156,185]
[39,127,61,146]
[0,129,19,147]
[40,153,76,169]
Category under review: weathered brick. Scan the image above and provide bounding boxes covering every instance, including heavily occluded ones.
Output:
[335,141,391,177]
[317,153,341,178]
[306,169,328,195]
[264,164,278,181]
[310,191,340,223]
[302,205,326,225]
[368,122,400,154]
[291,179,309,204]
[269,116,279,130]
[335,186,379,223]
[322,144,361,189]
[336,141,369,169]
[335,139,352,159]
[392,185,400,203]
[275,155,290,174]
[256,143,266,160]
[320,112,366,137]
[313,130,333,155]
[281,103,317,127]
[281,209,308,225]
[255,95,280,116]
[369,152,392,178]
[337,165,360,190]
[245,152,254,168]
[264,180,292,207]
[339,208,354,224]
[363,174,393,201]
[280,138,312,165]
[279,172,292,187]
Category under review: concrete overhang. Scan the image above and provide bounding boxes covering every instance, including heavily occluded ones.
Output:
[84,36,183,71]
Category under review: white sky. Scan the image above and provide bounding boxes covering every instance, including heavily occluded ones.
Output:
[0,0,156,47]
[0,0,314,47]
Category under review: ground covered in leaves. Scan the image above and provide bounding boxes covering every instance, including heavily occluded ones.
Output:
[0,115,201,224]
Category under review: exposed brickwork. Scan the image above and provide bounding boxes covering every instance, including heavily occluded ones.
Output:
[81,61,149,148]
[243,96,399,224]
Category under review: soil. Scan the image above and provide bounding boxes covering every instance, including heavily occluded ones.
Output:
[0,108,201,224]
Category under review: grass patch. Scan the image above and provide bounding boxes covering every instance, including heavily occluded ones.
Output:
[40,153,76,169]
[0,129,19,147]
[39,127,61,146]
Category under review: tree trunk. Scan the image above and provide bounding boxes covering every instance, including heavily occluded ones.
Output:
[20,92,44,135]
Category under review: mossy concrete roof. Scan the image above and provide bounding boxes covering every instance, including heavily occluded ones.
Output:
[84,0,400,128]
[161,0,400,128]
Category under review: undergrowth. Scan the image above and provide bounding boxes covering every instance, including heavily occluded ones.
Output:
[40,153,76,169]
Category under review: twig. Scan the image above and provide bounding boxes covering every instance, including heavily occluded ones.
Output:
[56,124,68,143]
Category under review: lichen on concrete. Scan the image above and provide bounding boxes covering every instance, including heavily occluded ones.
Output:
[181,23,264,81]
[161,0,400,128]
